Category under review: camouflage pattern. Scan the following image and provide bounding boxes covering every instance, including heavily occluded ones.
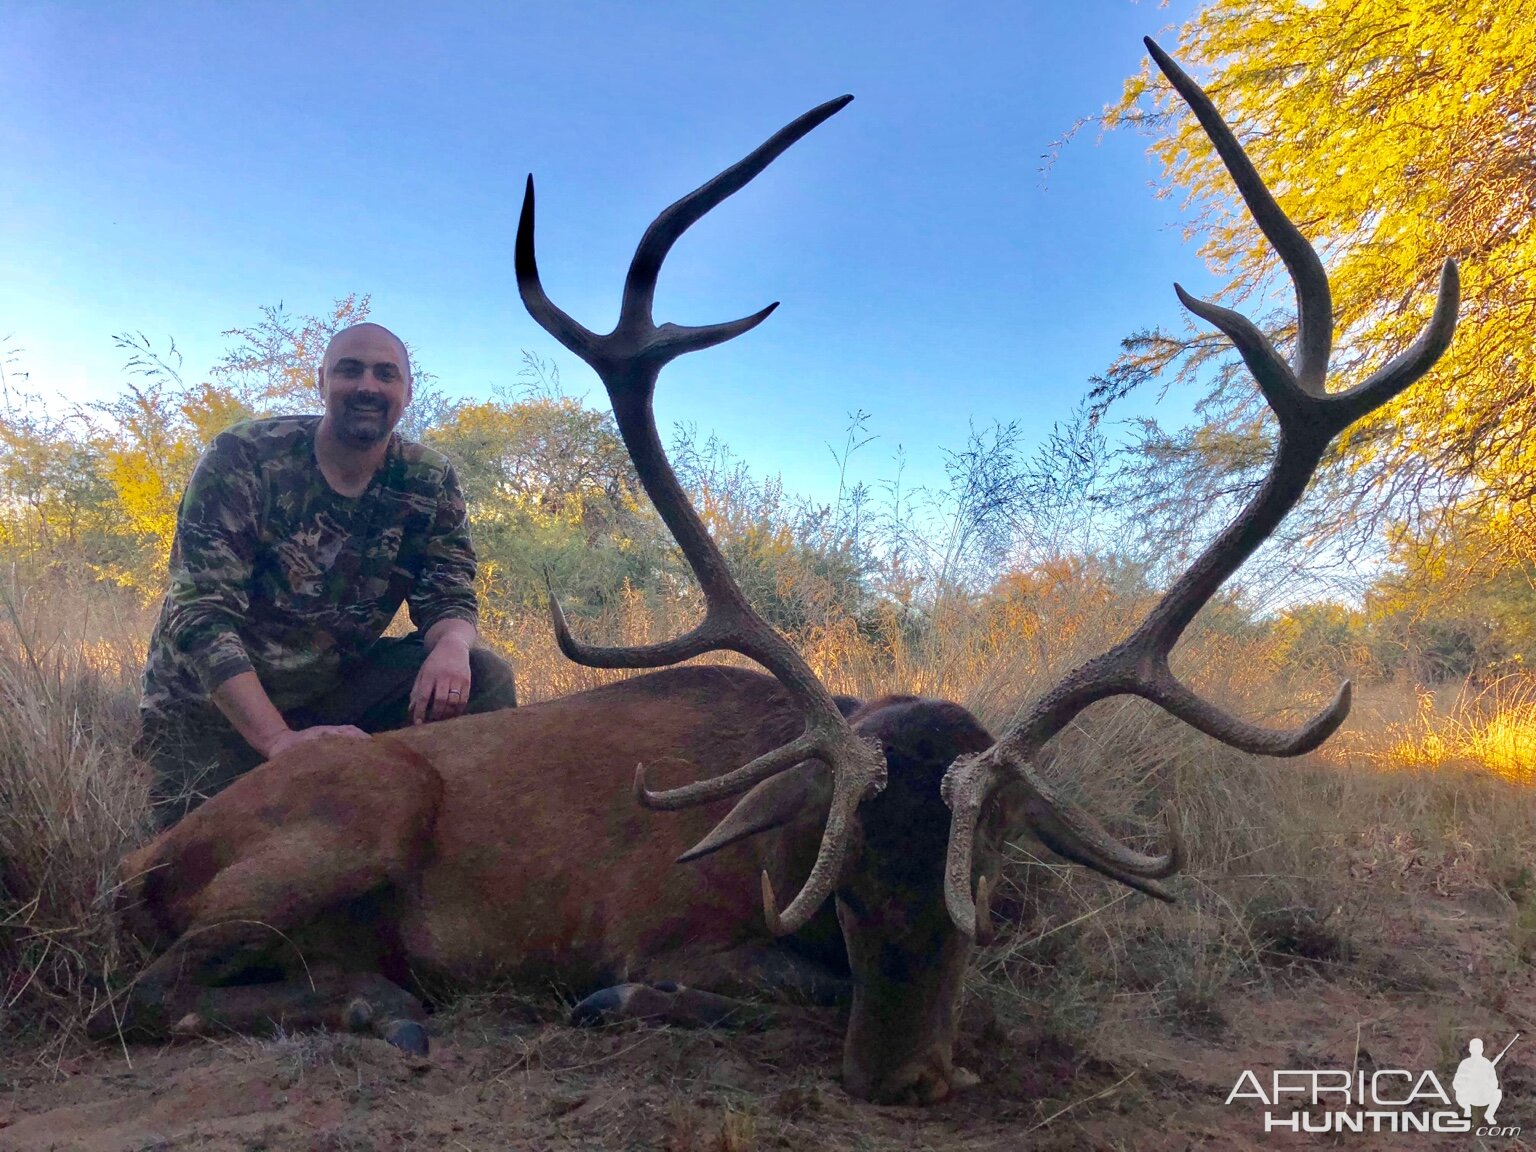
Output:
[141,415,478,731]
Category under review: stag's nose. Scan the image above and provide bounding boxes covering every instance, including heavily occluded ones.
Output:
[847,1048,979,1105]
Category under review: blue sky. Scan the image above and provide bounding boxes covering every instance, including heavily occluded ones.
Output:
[0,0,1213,506]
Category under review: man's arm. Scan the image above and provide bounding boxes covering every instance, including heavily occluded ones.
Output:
[408,617,477,724]
[159,437,263,698]
[213,671,370,759]
[407,461,482,723]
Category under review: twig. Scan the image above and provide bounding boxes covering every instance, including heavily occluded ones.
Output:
[1024,1069,1140,1135]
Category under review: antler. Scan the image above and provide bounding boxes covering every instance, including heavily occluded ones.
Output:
[941,38,1459,937]
[516,96,886,937]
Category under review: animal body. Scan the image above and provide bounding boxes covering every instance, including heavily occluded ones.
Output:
[97,38,1457,1105]
[101,665,993,1103]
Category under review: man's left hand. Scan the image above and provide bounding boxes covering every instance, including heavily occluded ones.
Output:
[411,632,473,724]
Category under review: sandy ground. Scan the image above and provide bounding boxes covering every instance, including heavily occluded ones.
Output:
[2,883,1532,1152]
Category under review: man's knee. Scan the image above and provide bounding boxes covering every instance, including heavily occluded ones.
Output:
[468,648,518,711]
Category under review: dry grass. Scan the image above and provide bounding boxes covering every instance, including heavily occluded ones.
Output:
[0,567,152,1053]
[1333,676,1536,784]
[2,562,1534,1083]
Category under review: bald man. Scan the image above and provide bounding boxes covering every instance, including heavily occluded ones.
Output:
[139,323,518,828]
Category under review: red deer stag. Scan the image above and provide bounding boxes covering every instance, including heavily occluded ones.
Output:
[93,40,1456,1105]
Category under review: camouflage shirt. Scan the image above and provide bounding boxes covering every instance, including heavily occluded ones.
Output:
[141,415,478,729]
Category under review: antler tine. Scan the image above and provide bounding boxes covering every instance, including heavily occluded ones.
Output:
[548,591,718,669]
[634,733,818,811]
[1144,37,1331,395]
[942,750,1182,937]
[1332,260,1460,425]
[516,176,603,364]
[518,97,885,939]
[1172,285,1299,419]
[1139,672,1352,757]
[940,42,1458,938]
[621,95,854,335]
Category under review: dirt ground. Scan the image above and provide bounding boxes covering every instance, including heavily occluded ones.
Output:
[2,881,1532,1152]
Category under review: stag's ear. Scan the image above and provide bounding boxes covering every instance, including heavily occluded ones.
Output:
[676,766,821,863]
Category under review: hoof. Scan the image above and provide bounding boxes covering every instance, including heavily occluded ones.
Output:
[570,985,633,1026]
[342,997,375,1032]
[382,1019,430,1056]
[170,1012,206,1037]
[570,983,678,1026]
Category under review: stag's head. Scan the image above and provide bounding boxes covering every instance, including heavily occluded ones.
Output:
[830,696,996,1101]
[516,40,1456,1104]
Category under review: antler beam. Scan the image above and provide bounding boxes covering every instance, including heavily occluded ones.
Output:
[941,37,1459,938]
[516,96,886,937]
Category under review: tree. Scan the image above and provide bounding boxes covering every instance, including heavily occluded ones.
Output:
[212,295,373,412]
[0,345,115,562]
[1099,0,1536,562]
[425,388,671,614]
[87,336,215,591]
[1368,507,1536,680]
[1268,602,1377,683]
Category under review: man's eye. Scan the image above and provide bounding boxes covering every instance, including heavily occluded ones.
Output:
[335,362,364,378]
[374,365,399,382]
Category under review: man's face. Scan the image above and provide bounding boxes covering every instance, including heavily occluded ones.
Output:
[318,326,412,450]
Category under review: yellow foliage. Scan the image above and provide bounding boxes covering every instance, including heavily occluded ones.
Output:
[1112,0,1536,523]
[1333,681,1536,784]
[93,379,246,595]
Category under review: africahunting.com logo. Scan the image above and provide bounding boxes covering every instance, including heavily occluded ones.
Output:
[1226,1033,1521,1137]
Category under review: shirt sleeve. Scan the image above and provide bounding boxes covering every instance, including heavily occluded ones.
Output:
[407,461,480,634]
[160,433,262,694]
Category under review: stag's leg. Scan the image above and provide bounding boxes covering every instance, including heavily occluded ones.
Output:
[98,740,442,1052]
[172,971,430,1055]
[570,944,850,1029]
[90,909,432,1054]
[91,962,430,1053]
[653,942,851,1005]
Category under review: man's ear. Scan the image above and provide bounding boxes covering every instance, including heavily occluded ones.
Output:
[316,364,327,399]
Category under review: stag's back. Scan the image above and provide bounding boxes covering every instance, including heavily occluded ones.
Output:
[386,665,819,983]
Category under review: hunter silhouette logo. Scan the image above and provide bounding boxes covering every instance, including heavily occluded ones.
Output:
[1225,1032,1522,1137]
[1455,1035,1519,1126]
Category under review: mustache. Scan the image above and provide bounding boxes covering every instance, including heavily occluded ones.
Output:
[343,394,390,413]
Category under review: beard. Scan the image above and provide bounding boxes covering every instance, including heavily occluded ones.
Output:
[332,395,395,449]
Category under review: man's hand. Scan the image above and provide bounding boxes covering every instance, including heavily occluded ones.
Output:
[410,629,473,724]
[262,724,372,760]
[215,671,373,761]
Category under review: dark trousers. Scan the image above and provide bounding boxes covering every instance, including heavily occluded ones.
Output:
[142,635,518,829]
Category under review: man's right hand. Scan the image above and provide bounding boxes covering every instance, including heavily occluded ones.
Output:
[214,672,374,762]
[259,724,372,760]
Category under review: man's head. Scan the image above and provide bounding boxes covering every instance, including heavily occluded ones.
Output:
[1470,1038,1484,1057]
[318,323,412,450]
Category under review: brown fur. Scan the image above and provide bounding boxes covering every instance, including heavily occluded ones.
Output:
[103,664,994,1103]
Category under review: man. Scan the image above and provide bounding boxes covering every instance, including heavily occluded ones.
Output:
[140,322,518,827]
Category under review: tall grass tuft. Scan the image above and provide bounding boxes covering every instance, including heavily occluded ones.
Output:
[1333,676,1536,784]
[0,567,151,1047]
